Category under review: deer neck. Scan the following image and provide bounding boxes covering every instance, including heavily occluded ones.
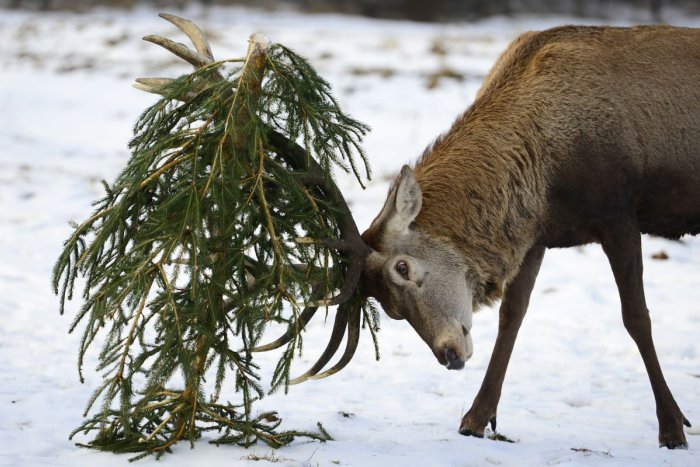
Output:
[412,113,545,307]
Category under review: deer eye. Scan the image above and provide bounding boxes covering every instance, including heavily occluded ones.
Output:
[395,260,409,279]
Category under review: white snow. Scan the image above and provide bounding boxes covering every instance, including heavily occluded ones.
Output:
[1,4,699,467]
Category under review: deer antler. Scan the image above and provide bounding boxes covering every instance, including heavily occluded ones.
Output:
[136,14,370,383]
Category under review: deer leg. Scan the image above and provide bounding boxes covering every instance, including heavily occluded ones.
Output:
[601,222,690,449]
[459,245,545,437]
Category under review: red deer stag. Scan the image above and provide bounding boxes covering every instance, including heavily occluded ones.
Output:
[361,25,699,449]
[139,17,698,449]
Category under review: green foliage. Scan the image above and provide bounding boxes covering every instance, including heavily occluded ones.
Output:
[52,39,376,460]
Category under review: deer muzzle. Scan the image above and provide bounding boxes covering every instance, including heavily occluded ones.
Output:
[444,347,465,370]
[434,328,473,370]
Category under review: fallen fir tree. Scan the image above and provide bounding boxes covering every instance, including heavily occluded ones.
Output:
[52,13,379,460]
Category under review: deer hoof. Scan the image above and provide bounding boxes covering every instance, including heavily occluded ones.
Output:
[658,409,691,449]
[659,428,689,450]
[459,409,495,439]
[459,416,497,439]
[458,426,484,438]
[660,439,688,450]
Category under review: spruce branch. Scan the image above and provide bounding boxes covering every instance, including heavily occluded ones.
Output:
[54,13,378,460]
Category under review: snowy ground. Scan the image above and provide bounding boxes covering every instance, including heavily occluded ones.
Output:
[1,4,700,467]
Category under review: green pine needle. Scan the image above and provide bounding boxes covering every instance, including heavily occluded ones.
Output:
[53,37,378,459]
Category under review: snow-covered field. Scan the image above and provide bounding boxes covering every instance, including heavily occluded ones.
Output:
[1,4,699,467]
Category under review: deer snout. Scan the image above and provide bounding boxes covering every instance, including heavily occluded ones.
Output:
[444,347,465,370]
[435,331,473,370]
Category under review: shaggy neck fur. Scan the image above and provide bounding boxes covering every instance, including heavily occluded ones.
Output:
[408,28,574,307]
[412,97,547,307]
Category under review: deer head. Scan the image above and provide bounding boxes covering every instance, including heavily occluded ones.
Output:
[361,165,474,370]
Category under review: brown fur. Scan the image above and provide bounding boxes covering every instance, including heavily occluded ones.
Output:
[363,25,700,448]
[404,25,700,306]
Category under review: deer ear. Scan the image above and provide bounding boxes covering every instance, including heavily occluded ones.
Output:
[364,165,422,238]
[393,165,422,228]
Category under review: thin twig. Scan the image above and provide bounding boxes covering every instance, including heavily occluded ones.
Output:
[156,262,183,339]
[117,275,155,380]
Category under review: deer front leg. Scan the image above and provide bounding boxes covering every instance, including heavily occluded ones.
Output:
[459,246,545,437]
[601,222,690,449]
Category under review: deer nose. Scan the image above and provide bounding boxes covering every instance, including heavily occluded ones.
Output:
[444,347,465,370]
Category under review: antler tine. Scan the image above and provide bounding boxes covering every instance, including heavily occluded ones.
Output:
[133,77,174,93]
[137,15,226,97]
[159,13,214,61]
[133,77,203,101]
[308,306,360,381]
[250,270,330,352]
[143,34,213,69]
[288,307,349,385]
[266,128,371,304]
[251,305,319,352]
[324,254,365,306]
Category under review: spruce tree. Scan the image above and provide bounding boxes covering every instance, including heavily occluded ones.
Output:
[52,13,379,460]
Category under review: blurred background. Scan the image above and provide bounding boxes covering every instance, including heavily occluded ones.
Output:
[3,0,700,22]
